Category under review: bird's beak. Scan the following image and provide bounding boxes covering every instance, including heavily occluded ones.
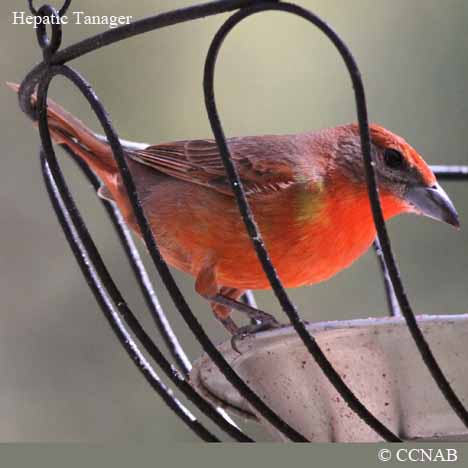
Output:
[405,183,460,228]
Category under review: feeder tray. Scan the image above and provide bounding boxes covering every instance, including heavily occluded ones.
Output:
[191,315,468,442]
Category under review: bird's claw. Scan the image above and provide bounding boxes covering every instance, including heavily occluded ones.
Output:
[230,314,281,354]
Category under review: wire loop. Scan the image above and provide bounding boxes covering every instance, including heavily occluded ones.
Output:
[28,0,72,17]
[203,0,401,442]
[32,5,63,60]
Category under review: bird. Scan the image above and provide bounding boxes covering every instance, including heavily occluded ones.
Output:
[9,82,459,341]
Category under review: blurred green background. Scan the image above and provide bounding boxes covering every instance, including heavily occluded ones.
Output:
[1,0,467,442]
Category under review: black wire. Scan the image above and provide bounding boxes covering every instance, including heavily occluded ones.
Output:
[203,1,401,442]
[18,0,271,120]
[34,5,62,61]
[352,58,468,433]
[40,152,219,442]
[376,165,467,317]
[35,68,253,443]
[28,0,72,17]
[20,0,208,434]
[67,145,244,435]
[64,147,192,376]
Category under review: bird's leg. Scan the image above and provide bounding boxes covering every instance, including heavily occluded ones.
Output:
[211,289,281,354]
[195,263,240,334]
[241,290,258,309]
[195,262,280,352]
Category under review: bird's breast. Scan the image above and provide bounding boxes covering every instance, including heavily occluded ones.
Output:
[260,188,379,288]
[127,174,404,291]
[214,182,383,289]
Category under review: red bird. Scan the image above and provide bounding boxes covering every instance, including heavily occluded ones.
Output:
[10,83,459,338]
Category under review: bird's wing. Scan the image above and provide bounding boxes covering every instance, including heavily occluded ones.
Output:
[125,136,301,196]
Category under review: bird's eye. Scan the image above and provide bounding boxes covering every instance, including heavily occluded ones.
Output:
[383,148,404,169]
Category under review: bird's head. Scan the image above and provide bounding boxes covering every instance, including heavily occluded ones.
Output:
[331,124,460,228]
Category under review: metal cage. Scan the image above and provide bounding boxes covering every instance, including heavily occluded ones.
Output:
[16,0,468,442]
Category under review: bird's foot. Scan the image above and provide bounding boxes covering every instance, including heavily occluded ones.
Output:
[208,292,282,352]
[230,314,281,354]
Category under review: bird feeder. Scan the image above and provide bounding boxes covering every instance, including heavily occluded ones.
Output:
[15,0,468,442]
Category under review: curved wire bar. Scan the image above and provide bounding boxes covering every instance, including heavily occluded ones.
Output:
[18,0,274,120]
[35,65,254,443]
[33,5,63,60]
[376,165,468,317]
[32,62,305,441]
[40,151,220,442]
[65,145,242,433]
[28,0,72,17]
[203,0,401,443]
[63,147,192,375]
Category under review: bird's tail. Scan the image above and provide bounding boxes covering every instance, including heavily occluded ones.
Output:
[7,82,118,180]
